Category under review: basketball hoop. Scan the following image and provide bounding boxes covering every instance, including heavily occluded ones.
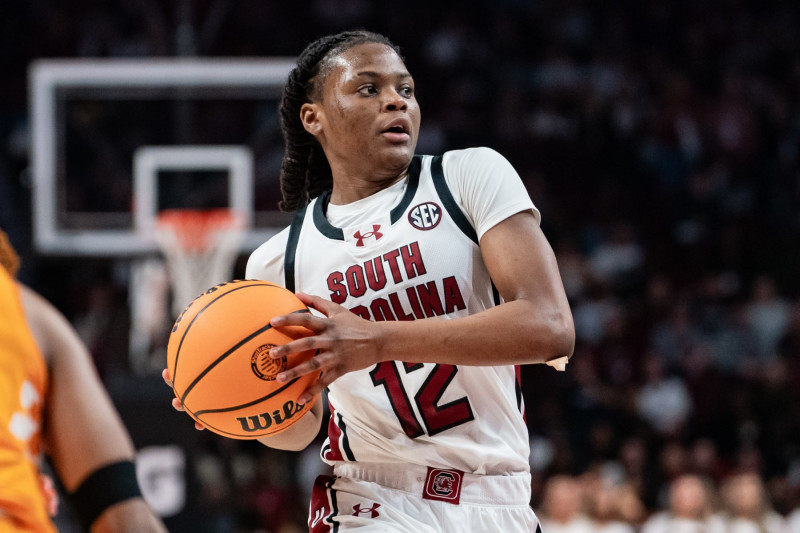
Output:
[155,208,246,318]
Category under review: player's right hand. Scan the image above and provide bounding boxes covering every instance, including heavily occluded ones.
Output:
[267,292,381,404]
[162,369,205,431]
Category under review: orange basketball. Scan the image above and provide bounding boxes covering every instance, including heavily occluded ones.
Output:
[166,279,319,440]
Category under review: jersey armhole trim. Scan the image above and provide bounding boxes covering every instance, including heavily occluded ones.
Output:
[284,204,308,292]
[431,154,501,305]
[389,155,422,223]
[313,191,345,241]
[430,155,479,245]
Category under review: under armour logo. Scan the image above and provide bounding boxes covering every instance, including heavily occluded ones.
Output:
[353,225,383,247]
[352,502,381,518]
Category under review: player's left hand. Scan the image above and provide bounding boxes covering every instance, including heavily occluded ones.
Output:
[161,369,206,431]
[267,292,382,404]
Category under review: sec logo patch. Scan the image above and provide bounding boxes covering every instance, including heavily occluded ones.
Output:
[408,202,442,230]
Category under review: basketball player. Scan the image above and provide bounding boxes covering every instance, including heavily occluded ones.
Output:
[168,30,574,532]
[0,228,166,532]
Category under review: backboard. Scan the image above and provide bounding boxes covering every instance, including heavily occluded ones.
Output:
[30,58,296,256]
[29,58,297,372]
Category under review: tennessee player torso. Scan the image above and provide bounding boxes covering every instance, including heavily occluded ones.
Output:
[0,267,55,532]
[247,147,539,477]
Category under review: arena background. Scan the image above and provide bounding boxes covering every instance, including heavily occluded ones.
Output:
[2,1,800,531]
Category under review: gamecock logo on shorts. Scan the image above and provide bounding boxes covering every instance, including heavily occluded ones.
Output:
[423,467,463,505]
[432,472,455,495]
[250,344,285,381]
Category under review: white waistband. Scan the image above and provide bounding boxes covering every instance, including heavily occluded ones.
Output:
[332,462,532,506]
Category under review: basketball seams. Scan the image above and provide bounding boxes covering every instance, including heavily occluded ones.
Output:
[170,280,281,390]
[177,307,311,404]
[168,279,320,438]
[192,374,303,415]
[179,321,275,403]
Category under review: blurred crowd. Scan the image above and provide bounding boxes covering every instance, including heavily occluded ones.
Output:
[2,0,800,531]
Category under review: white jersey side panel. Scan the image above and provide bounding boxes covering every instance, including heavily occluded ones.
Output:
[246,147,538,476]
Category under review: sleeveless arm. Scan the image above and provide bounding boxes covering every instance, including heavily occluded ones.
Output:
[20,286,166,532]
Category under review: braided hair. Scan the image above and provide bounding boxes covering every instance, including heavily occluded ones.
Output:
[277,30,401,212]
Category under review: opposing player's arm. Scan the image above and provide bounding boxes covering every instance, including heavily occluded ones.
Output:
[21,285,166,533]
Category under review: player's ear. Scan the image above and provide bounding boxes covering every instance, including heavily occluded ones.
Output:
[300,103,323,137]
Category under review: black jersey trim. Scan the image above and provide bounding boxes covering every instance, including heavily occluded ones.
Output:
[429,155,479,244]
[431,154,503,304]
[311,157,422,239]
[284,204,308,292]
[329,478,341,532]
[338,412,356,461]
[389,155,422,223]
[313,190,345,241]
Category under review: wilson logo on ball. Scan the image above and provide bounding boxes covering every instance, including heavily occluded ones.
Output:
[236,400,306,432]
[251,344,286,381]
[408,202,442,230]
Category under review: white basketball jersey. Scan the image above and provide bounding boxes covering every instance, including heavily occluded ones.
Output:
[246,147,540,476]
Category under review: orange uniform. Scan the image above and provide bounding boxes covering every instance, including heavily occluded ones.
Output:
[0,267,55,532]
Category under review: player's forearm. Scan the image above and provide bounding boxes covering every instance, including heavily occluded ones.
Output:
[91,500,167,533]
[256,399,323,451]
[374,297,574,366]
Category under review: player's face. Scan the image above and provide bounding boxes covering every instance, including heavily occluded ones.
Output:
[302,42,421,186]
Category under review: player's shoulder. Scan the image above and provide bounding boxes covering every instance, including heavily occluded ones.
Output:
[439,147,516,181]
[245,226,291,282]
[18,283,60,327]
[17,283,74,364]
[441,146,509,166]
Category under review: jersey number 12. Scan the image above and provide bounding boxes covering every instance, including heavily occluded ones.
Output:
[370,362,475,438]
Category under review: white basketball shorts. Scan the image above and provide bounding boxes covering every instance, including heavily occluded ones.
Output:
[308,462,541,532]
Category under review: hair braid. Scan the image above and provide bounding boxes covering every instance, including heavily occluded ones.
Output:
[277,30,400,212]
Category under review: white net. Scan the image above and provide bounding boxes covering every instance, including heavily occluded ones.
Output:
[155,208,246,318]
